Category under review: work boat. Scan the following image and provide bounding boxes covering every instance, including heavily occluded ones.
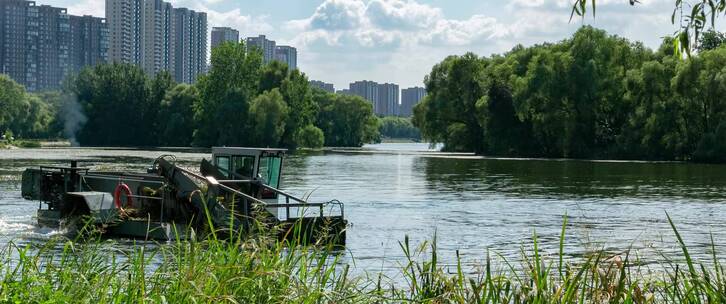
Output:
[20,147,347,245]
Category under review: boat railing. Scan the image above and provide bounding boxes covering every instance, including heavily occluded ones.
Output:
[175,167,342,220]
[269,188,344,221]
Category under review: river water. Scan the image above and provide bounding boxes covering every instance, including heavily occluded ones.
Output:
[2,143,726,277]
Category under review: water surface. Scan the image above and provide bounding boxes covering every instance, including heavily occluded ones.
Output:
[2,144,726,277]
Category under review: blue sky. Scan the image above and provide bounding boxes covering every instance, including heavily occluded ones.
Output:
[44,0,690,90]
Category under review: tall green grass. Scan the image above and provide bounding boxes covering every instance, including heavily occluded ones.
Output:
[1,213,725,303]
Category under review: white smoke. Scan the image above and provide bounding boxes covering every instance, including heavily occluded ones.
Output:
[62,95,87,147]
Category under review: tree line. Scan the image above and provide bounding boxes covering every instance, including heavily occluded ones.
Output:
[0,76,57,140]
[413,26,726,162]
[379,117,421,141]
[0,41,386,148]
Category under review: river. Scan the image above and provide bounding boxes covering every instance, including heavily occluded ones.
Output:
[2,143,726,277]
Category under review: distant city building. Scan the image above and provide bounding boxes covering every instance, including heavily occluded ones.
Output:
[35,4,72,91]
[245,35,300,69]
[0,0,35,89]
[106,0,207,83]
[377,83,399,116]
[0,0,71,91]
[401,87,427,117]
[348,81,400,116]
[246,35,276,63]
[69,15,109,72]
[0,1,103,91]
[107,0,145,66]
[172,7,207,83]
[349,80,379,112]
[274,45,297,70]
[143,0,174,76]
[309,80,334,93]
[211,27,239,49]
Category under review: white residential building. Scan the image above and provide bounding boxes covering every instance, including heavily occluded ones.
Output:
[106,0,207,83]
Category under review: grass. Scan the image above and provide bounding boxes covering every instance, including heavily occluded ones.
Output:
[13,140,42,148]
[0,139,41,149]
[0,139,69,149]
[1,213,725,303]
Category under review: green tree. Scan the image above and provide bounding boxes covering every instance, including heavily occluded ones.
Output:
[159,84,199,146]
[414,26,726,161]
[17,95,54,138]
[621,59,689,159]
[694,122,726,162]
[249,89,289,147]
[295,125,325,149]
[413,53,487,153]
[675,47,726,159]
[279,69,316,148]
[379,116,421,140]
[699,30,726,51]
[513,48,574,157]
[34,91,65,138]
[0,74,56,139]
[71,63,151,146]
[315,91,379,147]
[146,71,175,144]
[673,47,726,138]
[194,42,263,147]
[477,56,534,156]
[0,74,28,135]
[259,60,289,93]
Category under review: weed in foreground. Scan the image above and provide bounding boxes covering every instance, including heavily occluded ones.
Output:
[0,213,724,303]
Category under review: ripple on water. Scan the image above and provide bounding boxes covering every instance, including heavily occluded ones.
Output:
[3,145,726,278]
[0,217,35,234]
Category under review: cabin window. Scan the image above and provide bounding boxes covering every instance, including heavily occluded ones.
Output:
[259,156,282,189]
[215,156,230,177]
[231,156,256,179]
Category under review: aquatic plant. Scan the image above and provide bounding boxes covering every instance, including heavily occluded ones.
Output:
[1,213,725,303]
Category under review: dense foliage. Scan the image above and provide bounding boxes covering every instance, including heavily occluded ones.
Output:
[0,41,380,148]
[313,88,380,147]
[379,116,421,140]
[0,75,57,140]
[70,65,163,146]
[414,26,726,162]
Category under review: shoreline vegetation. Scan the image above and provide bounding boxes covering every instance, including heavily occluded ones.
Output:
[1,214,724,303]
[3,27,726,163]
[413,27,726,163]
[0,41,423,152]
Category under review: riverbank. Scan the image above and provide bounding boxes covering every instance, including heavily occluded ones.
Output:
[0,140,70,149]
[0,216,721,303]
[380,137,420,144]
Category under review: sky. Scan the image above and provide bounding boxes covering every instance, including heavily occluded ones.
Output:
[42,0,690,90]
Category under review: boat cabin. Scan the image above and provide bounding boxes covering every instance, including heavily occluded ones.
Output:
[211,147,286,201]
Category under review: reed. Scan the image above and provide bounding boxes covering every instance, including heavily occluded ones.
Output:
[1,213,725,303]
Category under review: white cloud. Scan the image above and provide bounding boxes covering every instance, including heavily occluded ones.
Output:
[169,1,274,37]
[47,0,694,90]
[287,0,511,50]
[423,15,509,46]
[308,0,368,30]
[65,0,104,16]
[206,9,274,37]
[287,0,687,90]
[366,0,442,30]
[286,0,518,88]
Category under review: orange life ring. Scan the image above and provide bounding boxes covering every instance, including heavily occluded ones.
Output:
[114,183,134,211]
